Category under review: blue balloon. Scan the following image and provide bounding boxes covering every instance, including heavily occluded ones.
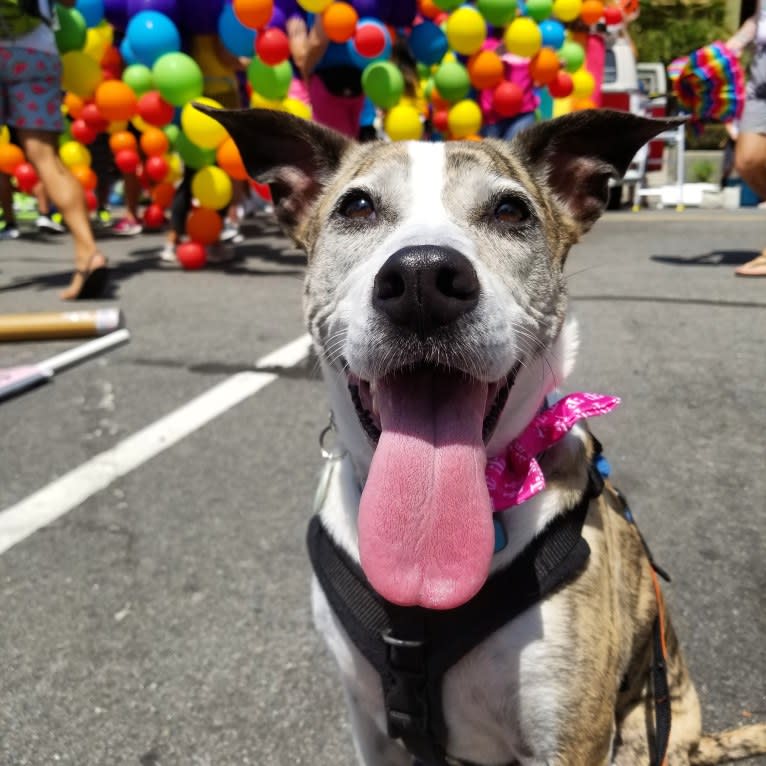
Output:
[125,10,181,67]
[539,19,565,50]
[218,2,256,57]
[409,21,448,66]
[347,18,391,69]
[76,0,104,26]
[127,0,179,23]
[119,36,137,65]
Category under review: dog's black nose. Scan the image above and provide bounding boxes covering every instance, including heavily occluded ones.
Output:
[373,246,479,336]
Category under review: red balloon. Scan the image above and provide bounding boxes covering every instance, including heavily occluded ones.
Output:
[144,155,169,182]
[256,28,290,65]
[137,90,175,127]
[71,118,98,144]
[548,70,574,98]
[114,148,140,174]
[353,22,386,58]
[433,108,449,133]
[143,203,166,230]
[85,189,98,211]
[493,81,524,117]
[603,5,622,23]
[177,241,207,270]
[14,162,39,193]
[81,102,109,133]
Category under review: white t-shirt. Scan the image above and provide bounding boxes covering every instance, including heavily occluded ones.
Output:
[0,0,56,54]
[757,0,766,45]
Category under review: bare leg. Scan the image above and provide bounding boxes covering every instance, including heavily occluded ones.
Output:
[733,131,766,274]
[123,171,141,223]
[0,173,16,228]
[17,128,105,299]
[33,181,50,216]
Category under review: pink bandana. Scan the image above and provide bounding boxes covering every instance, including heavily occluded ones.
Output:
[485,392,620,511]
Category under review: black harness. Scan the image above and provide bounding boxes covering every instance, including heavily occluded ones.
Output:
[308,458,671,766]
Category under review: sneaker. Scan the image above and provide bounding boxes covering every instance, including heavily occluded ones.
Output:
[36,214,66,234]
[97,208,113,228]
[220,219,241,242]
[0,224,20,240]
[112,218,142,237]
[159,242,178,263]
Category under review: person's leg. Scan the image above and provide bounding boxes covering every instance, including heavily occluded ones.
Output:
[733,129,766,275]
[0,173,19,238]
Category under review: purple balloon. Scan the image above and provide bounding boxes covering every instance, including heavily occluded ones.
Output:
[275,0,301,18]
[352,0,388,17]
[126,0,179,23]
[386,0,416,26]
[104,0,128,30]
[268,5,286,30]
[180,0,224,35]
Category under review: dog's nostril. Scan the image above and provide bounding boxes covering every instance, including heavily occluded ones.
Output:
[436,266,479,301]
[375,270,405,301]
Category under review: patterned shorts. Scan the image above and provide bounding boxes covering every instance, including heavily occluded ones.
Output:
[0,47,63,133]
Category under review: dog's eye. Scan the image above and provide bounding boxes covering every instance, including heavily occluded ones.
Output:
[494,198,529,224]
[340,192,376,221]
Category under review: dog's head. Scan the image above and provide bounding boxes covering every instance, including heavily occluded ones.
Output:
[203,105,673,610]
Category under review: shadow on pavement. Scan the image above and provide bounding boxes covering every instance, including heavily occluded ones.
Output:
[651,250,759,267]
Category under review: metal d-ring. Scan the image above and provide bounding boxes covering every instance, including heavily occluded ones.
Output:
[319,412,343,460]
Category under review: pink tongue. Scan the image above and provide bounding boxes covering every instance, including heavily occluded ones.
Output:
[358,370,494,610]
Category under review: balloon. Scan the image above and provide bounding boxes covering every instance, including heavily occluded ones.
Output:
[152,181,175,208]
[256,27,290,64]
[571,68,595,98]
[349,17,391,64]
[548,69,573,97]
[432,0,461,9]
[409,21,447,66]
[163,123,181,147]
[177,241,207,269]
[13,162,39,193]
[164,151,183,182]
[76,0,105,26]
[572,97,597,110]
[145,155,170,182]
[433,60,470,102]
[114,148,140,173]
[361,60,404,109]
[322,2,358,43]
[218,2,257,57]
[59,141,92,167]
[246,56,292,100]
[108,119,129,133]
[84,189,98,210]
[143,203,166,229]
[282,96,312,119]
[61,50,103,97]
[122,63,154,95]
[383,103,422,141]
[580,0,604,24]
[0,125,9,145]
[71,119,99,144]
[297,0,331,10]
[476,0,516,25]
[192,166,233,209]
[216,137,249,180]
[64,92,86,119]
[559,39,585,72]
[445,6,486,55]
[467,49,503,90]
[447,99,481,138]
[503,17,542,59]
[492,80,523,116]
[136,90,174,126]
[95,80,138,121]
[103,0,128,29]
[385,0,415,24]
[539,18,565,49]
[529,47,559,84]
[175,131,216,168]
[70,164,98,190]
[181,0,224,34]
[352,0,387,15]
[81,102,109,131]
[234,0,275,28]
[83,27,109,61]
[127,0,179,22]
[152,52,204,106]
[109,130,137,153]
[526,0,553,21]
[603,5,622,24]
[552,0,582,21]
[140,126,170,156]
[181,97,227,149]
[187,206,223,244]
[55,5,88,53]
[126,11,181,67]
[0,144,25,175]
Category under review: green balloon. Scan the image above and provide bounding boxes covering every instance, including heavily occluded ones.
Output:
[247,57,293,102]
[175,132,216,169]
[560,40,585,73]
[362,62,405,110]
[526,0,553,20]
[163,123,181,149]
[433,0,462,9]
[433,61,470,103]
[152,53,204,108]
[122,64,154,97]
[477,0,517,25]
[54,5,87,53]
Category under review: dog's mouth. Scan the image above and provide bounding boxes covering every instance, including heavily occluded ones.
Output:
[347,363,520,611]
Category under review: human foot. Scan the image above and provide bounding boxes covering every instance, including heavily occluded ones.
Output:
[60,252,109,299]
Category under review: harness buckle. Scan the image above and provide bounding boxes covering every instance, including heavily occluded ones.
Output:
[382,630,429,740]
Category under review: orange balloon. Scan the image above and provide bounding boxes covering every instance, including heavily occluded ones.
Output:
[109,130,137,153]
[419,0,440,20]
[468,49,504,90]
[152,181,176,209]
[580,0,604,23]
[429,85,451,111]
[322,2,358,43]
[572,97,597,110]
[186,206,223,245]
[216,137,249,181]
[0,143,26,175]
[64,92,86,119]
[529,48,560,85]
[233,0,273,29]
[70,163,98,191]
[95,80,138,122]
[140,127,170,157]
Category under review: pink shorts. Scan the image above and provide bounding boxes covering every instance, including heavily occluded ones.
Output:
[0,47,63,133]
[308,74,364,139]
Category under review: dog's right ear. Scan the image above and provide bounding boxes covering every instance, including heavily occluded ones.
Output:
[194,106,351,241]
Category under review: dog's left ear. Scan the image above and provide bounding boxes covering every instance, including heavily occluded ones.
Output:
[194,105,351,241]
[513,109,681,231]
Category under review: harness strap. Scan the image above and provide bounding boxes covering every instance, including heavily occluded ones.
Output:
[650,569,671,766]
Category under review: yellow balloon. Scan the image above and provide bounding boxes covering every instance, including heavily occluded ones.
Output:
[282,97,312,120]
[165,152,183,183]
[447,99,482,138]
[59,141,92,167]
[192,166,233,209]
[297,0,333,11]
[250,91,285,110]
[61,51,103,98]
[384,104,423,141]
[445,7,487,56]
[571,68,595,98]
[83,27,109,62]
[0,125,9,145]
[131,114,151,133]
[181,97,227,150]
[503,18,542,59]
[553,0,583,21]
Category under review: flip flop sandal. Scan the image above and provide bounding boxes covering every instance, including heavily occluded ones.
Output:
[74,254,109,299]
[734,253,766,278]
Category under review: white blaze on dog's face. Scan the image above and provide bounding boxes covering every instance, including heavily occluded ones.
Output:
[205,106,674,611]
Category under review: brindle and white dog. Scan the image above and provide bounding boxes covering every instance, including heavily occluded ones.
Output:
[202,105,766,766]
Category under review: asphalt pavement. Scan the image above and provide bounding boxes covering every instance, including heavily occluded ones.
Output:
[0,209,764,766]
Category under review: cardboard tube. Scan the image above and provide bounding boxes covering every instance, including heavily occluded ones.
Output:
[0,308,123,342]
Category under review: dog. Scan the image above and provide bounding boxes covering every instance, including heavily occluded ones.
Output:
[203,105,766,766]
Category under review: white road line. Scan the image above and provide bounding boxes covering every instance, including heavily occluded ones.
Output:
[0,334,312,556]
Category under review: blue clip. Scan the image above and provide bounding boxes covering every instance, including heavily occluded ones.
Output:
[494,518,507,553]
[594,454,611,478]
